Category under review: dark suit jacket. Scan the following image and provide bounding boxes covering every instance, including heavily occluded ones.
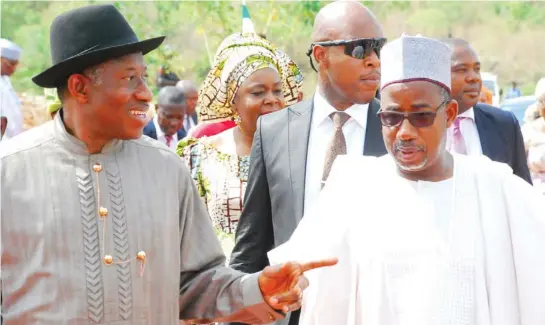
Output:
[227,98,386,325]
[473,103,532,184]
[142,120,187,141]
[188,112,198,125]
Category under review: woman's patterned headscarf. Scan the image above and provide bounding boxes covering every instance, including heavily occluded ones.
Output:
[198,33,304,122]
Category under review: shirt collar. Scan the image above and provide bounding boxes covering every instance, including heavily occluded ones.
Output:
[54,109,123,156]
[153,115,167,138]
[458,107,475,121]
[313,87,369,128]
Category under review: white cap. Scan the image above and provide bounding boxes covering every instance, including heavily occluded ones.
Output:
[380,34,452,92]
[0,38,22,61]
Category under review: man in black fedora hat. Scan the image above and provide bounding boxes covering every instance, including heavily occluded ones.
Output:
[0,4,336,325]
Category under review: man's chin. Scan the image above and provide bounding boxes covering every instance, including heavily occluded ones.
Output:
[394,157,428,173]
[352,93,377,105]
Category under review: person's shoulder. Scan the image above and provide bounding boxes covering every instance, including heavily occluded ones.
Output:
[176,136,209,157]
[0,121,55,160]
[142,119,155,130]
[260,99,313,125]
[475,103,517,125]
[455,154,513,180]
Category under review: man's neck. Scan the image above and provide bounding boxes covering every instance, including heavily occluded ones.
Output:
[62,109,110,154]
[457,103,473,115]
[317,83,354,111]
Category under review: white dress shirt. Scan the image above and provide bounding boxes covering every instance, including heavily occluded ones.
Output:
[303,89,369,214]
[183,114,196,132]
[153,115,178,151]
[446,107,483,156]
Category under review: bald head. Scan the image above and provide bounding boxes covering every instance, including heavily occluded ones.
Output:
[176,80,199,115]
[312,1,382,42]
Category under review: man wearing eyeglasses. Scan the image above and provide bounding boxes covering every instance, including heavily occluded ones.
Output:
[443,38,531,184]
[227,2,387,325]
[268,34,545,325]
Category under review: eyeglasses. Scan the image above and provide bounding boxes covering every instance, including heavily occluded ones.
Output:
[306,38,387,72]
[377,101,448,128]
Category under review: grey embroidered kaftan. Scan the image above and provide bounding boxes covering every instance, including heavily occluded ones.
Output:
[0,113,282,324]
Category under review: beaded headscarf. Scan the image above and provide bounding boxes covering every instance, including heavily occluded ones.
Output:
[198,33,303,122]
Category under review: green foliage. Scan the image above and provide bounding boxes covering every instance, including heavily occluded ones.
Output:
[2,1,545,98]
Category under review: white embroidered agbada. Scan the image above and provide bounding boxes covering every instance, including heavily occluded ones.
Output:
[268,154,545,325]
[270,33,545,325]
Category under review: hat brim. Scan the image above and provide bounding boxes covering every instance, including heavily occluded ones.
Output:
[33,36,165,88]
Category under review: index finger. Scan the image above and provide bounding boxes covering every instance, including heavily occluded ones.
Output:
[300,257,338,272]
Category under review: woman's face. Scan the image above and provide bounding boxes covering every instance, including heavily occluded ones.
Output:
[232,67,285,135]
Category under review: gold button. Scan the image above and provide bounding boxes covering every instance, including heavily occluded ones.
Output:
[92,163,102,172]
[268,313,274,321]
[104,255,113,265]
[98,207,108,217]
[136,250,146,261]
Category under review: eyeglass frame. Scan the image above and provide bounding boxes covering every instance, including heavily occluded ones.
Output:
[377,100,449,128]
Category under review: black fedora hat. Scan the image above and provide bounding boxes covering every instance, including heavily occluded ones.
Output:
[33,4,165,88]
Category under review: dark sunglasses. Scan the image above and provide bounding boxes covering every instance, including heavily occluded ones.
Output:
[306,38,387,72]
[377,101,448,128]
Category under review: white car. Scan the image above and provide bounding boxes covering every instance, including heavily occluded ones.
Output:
[500,95,536,126]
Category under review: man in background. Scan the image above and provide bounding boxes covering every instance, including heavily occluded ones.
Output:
[505,81,522,99]
[176,79,199,132]
[444,38,531,183]
[228,2,387,325]
[0,38,23,139]
[143,86,187,150]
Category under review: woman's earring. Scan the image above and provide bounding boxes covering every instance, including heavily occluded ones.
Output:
[233,114,241,126]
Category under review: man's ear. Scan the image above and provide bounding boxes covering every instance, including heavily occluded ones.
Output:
[67,74,91,104]
[445,99,459,128]
[313,45,328,69]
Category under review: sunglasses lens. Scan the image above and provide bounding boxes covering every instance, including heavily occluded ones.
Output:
[345,39,387,59]
[379,112,403,127]
[350,45,367,59]
[409,112,436,127]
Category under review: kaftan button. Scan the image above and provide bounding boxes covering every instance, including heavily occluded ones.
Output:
[98,207,108,217]
[92,163,102,172]
[104,255,113,265]
[268,313,274,321]
[136,250,146,261]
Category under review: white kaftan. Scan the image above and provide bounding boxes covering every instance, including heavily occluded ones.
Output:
[269,154,545,325]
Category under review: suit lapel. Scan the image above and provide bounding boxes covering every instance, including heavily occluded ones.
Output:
[474,105,499,160]
[177,128,187,140]
[363,99,386,156]
[288,100,313,223]
[149,123,158,140]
